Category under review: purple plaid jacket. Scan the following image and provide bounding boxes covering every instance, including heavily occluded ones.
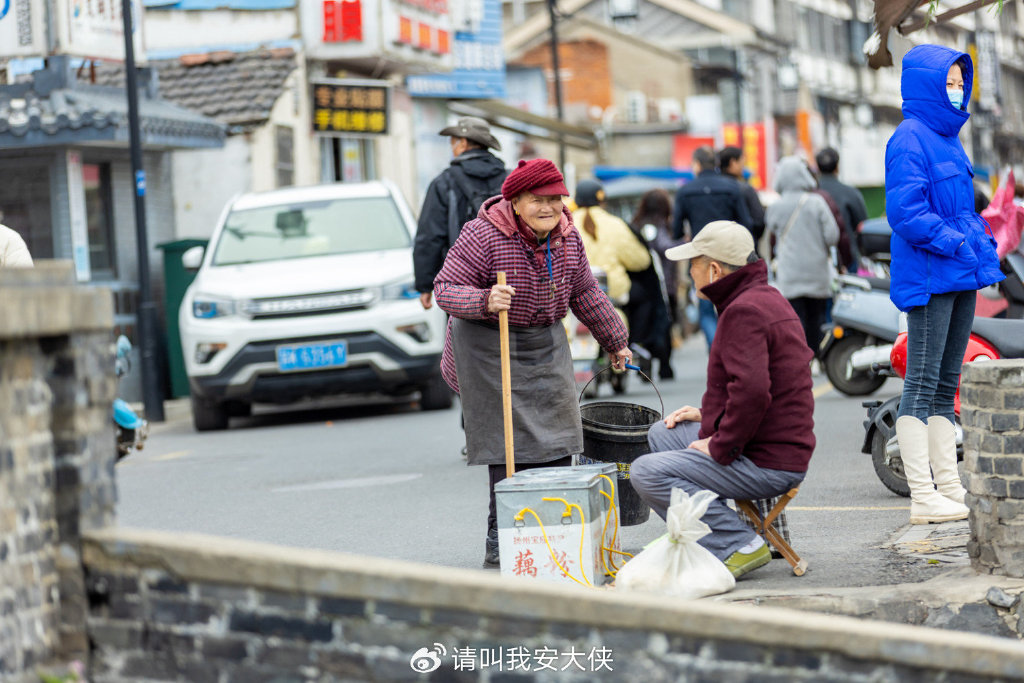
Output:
[434,196,629,392]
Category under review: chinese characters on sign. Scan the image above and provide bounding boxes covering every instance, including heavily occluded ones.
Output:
[312,80,389,136]
[0,0,45,58]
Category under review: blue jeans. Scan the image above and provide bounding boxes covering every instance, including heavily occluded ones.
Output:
[699,299,717,349]
[898,291,976,422]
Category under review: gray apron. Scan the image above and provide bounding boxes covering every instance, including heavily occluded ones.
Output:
[451,317,583,466]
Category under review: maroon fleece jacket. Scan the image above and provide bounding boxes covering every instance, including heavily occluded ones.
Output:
[698,260,815,472]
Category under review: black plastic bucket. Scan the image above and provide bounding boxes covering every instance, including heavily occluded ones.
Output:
[578,367,663,526]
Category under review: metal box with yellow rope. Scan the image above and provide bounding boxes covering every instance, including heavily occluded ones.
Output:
[495,463,630,587]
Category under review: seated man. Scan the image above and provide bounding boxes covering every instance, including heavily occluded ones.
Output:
[631,221,815,579]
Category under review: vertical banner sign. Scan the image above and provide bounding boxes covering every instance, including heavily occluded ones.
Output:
[0,0,45,58]
[322,0,362,42]
[66,151,92,282]
[312,79,390,135]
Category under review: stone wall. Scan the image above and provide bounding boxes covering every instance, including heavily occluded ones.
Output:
[82,527,1024,683]
[0,262,115,678]
[963,360,1024,577]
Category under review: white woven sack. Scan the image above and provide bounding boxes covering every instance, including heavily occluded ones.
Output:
[615,488,736,599]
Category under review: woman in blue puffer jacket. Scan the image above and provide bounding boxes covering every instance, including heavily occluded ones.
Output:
[886,45,1004,526]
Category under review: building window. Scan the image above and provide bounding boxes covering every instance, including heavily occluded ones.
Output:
[0,161,53,259]
[276,125,295,187]
[84,163,117,280]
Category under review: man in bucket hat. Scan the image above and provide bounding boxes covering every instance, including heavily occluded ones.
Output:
[629,221,816,580]
[414,116,508,310]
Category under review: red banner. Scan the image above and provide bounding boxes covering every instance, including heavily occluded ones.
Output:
[671,135,715,171]
[340,0,363,42]
[722,123,767,191]
[323,0,363,43]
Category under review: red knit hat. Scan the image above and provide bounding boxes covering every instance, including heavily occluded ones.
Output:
[501,159,569,200]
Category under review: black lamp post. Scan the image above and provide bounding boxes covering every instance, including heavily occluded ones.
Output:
[121,0,165,422]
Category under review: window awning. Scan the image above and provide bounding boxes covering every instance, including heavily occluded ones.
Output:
[447,100,597,150]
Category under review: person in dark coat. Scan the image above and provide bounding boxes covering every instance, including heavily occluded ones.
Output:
[673,146,753,349]
[816,147,869,271]
[718,146,766,252]
[630,221,813,580]
[413,117,508,310]
[628,189,679,379]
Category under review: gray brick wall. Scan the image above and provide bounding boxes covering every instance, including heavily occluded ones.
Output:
[963,360,1024,577]
[0,337,58,677]
[80,528,1024,683]
[0,263,116,677]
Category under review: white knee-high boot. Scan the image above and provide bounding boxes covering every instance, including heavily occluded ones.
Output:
[927,416,966,505]
[896,416,969,524]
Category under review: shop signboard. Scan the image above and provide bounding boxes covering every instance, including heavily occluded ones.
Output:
[53,0,147,62]
[406,0,505,99]
[311,78,390,136]
[303,0,451,68]
[0,0,46,58]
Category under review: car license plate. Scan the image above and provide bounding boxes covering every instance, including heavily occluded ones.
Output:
[276,341,347,371]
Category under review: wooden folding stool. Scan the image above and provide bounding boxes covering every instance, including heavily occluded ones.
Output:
[736,488,807,576]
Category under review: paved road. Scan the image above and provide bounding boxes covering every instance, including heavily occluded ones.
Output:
[118,336,939,590]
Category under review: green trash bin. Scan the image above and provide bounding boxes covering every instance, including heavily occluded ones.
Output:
[157,239,208,398]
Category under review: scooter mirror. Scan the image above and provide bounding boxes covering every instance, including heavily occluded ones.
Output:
[182,246,205,271]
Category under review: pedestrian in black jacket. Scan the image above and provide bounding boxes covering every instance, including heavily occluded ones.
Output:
[673,146,752,241]
[815,147,868,271]
[414,116,508,309]
[673,146,752,349]
[718,146,766,252]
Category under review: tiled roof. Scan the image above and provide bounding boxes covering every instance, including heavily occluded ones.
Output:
[94,49,297,133]
[0,84,225,148]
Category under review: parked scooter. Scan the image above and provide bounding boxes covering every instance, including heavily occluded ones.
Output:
[820,219,901,396]
[819,273,901,396]
[862,313,1024,496]
[113,335,148,460]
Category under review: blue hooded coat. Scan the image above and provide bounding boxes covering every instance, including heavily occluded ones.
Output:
[884,44,1003,312]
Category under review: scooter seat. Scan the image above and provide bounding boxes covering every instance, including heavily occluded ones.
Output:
[970,317,1024,359]
[864,277,890,292]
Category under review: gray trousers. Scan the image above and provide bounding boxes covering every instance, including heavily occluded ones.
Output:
[631,421,805,561]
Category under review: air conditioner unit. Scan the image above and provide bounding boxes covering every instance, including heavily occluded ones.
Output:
[625,91,647,124]
[657,98,683,123]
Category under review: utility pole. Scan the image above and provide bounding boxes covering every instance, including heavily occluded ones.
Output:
[121,0,165,422]
[547,0,566,171]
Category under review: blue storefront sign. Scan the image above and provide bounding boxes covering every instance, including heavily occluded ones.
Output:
[406,0,505,99]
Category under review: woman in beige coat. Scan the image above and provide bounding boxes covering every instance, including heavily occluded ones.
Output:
[572,180,651,305]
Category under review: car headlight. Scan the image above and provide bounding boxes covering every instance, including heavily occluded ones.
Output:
[192,296,238,319]
[379,280,419,301]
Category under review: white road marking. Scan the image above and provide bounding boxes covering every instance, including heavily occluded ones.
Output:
[272,473,423,493]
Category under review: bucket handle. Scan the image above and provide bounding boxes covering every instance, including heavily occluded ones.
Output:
[578,364,665,418]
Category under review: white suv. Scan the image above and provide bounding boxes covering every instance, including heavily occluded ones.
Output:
[179,180,450,431]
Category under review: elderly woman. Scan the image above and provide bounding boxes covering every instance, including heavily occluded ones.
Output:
[886,45,1002,525]
[434,159,632,568]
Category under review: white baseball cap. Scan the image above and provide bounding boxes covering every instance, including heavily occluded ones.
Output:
[665,220,755,264]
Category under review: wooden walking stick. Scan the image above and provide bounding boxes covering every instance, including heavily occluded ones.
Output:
[497,272,515,478]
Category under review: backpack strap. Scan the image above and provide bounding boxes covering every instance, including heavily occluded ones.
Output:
[777,193,810,251]
[447,187,461,250]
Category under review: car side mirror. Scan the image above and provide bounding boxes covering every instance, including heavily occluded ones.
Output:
[182,246,205,271]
